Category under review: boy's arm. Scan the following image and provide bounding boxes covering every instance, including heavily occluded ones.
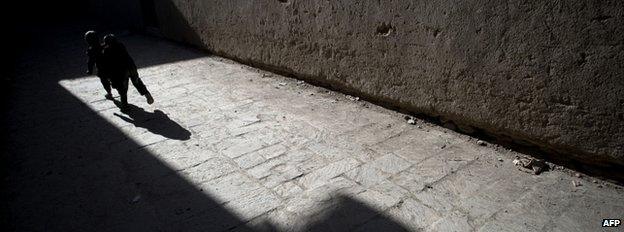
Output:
[86,48,95,75]
[121,44,139,77]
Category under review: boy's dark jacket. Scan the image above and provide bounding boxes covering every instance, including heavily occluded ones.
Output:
[101,41,139,81]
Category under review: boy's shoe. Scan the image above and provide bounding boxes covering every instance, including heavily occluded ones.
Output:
[146,93,154,104]
[105,93,114,100]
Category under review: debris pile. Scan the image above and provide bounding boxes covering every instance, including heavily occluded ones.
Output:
[346,95,360,101]
[572,180,582,187]
[513,157,549,175]
[131,195,141,204]
[404,116,416,125]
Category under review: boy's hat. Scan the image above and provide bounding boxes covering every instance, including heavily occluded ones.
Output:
[103,34,117,45]
[84,30,98,43]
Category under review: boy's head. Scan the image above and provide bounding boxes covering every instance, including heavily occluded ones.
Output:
[84,30,98,45]
[103,34,117,46]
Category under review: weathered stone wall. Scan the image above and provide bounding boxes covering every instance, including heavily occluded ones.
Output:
[153,0,624,167]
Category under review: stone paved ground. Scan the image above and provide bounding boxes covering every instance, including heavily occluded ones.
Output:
[6,25,624,231]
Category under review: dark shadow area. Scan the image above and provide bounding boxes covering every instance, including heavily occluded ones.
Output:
[4,23,253,231]
[141,0,160,28]
[113,102,191,141]
[151,0,206,48]
[3,14,411,232]
[303,195,409,232]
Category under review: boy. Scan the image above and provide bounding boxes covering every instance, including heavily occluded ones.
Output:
[84,30,113,100]
[101,34,154,109]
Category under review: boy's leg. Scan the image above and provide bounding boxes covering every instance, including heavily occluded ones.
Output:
[129,74,149,95]
[116,78,129,109]
[98,76,113,99]
[129,73,154,104]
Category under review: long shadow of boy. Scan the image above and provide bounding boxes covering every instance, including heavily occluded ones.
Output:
[112,101,191,141]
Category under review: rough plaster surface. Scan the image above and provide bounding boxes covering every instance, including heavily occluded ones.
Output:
[153,0,624,167]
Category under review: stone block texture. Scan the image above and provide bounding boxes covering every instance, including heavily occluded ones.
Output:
[153,0,624,167]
